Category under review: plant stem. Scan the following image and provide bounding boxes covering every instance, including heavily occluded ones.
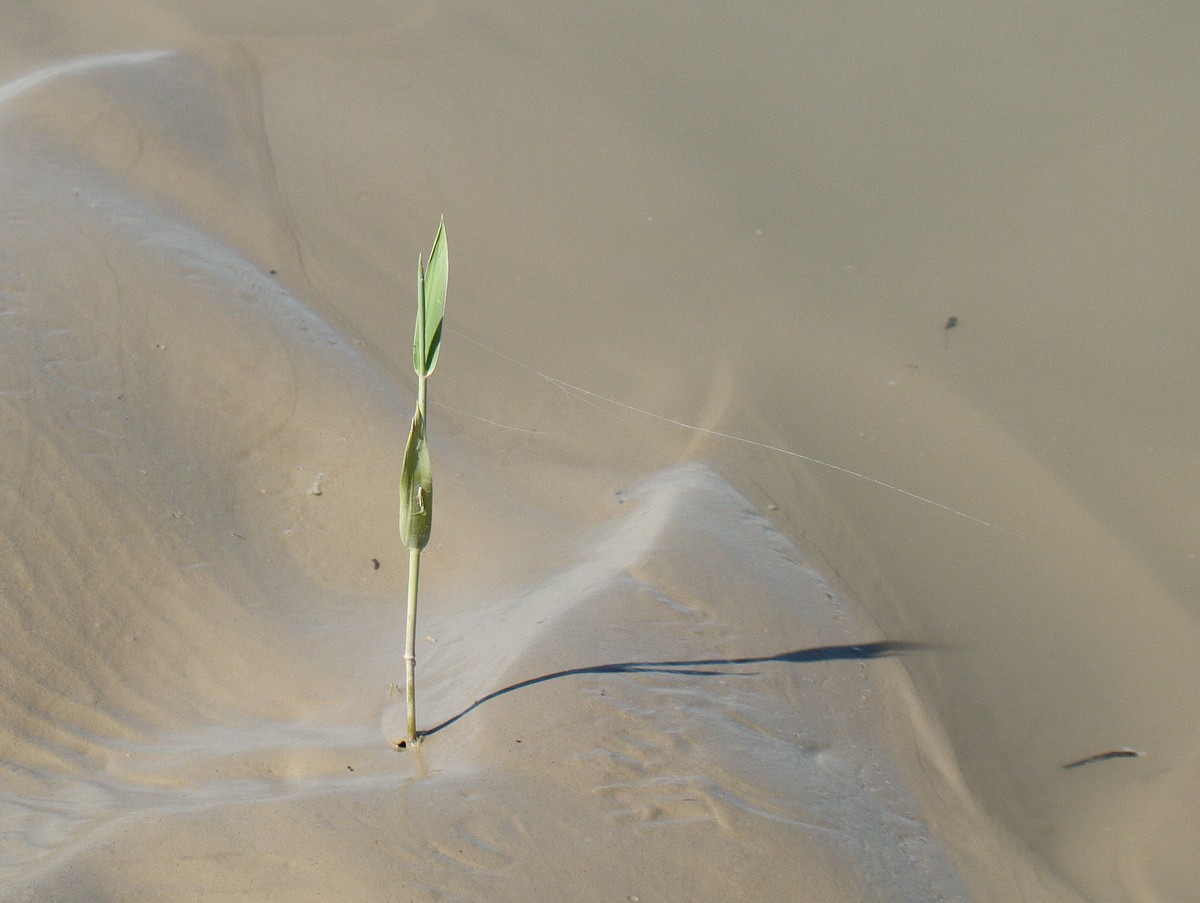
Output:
[402,372,429,746]
[404,544,422,744]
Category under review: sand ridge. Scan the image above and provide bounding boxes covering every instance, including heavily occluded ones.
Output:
[0,46,968,900]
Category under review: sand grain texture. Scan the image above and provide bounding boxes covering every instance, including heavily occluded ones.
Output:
[1,4,1198,901]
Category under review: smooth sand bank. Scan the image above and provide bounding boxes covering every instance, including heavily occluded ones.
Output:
[2,4,1198,901]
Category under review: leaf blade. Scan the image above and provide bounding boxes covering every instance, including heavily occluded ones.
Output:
[412,254,426,376]
[398,408,433,550]
[418,217,448,376]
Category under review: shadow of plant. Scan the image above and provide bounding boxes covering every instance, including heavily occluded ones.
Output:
[426,640,934,735]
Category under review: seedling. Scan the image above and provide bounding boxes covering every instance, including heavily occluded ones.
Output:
[398,217,447,747]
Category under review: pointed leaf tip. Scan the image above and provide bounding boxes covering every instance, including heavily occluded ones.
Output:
[418,219,447,377]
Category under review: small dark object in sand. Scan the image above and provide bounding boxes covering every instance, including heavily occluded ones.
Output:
[944,316,958,330]
[1063,748,1142,770]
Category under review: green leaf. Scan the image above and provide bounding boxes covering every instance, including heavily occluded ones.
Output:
[413,217,447,377]
[412,254,426,377]
[398,408,433,550]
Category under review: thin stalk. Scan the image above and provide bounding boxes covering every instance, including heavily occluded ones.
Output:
[403,372,429,746]
[404,544,421,745]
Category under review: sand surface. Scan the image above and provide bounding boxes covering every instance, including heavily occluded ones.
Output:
[1,3,1198,901]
